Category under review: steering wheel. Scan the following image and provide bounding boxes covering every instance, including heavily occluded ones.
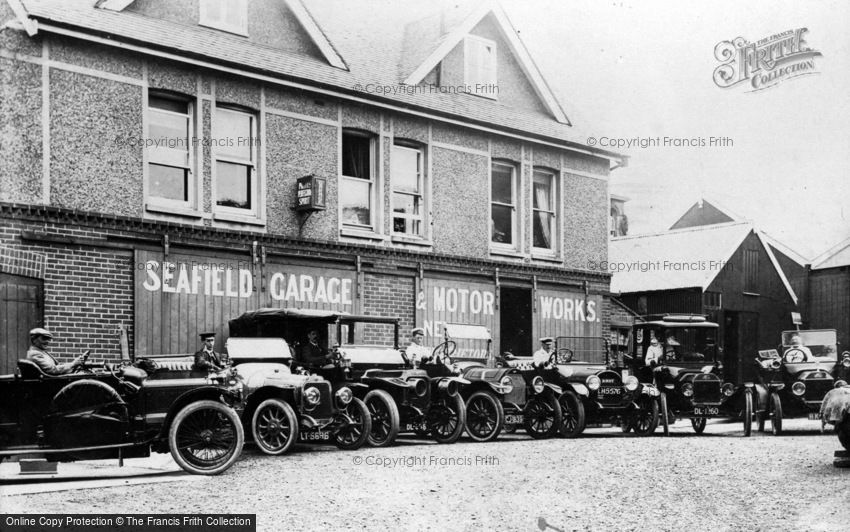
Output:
[74,350,92,373]
[783,348,806,363]
[551,348,573,365]
[430,341,457,365]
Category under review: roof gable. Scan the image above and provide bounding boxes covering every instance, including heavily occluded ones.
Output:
[812,236,850,270]
[670,198,740,229]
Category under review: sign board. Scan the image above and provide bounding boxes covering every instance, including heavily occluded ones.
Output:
[791,312,802,325]
[296,175,326,212]
[535,287,603,339]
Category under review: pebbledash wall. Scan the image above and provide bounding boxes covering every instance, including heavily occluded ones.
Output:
[0,2,617,365]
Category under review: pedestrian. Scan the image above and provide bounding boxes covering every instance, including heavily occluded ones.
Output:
[27,327,87,375]
[193,332,229,372]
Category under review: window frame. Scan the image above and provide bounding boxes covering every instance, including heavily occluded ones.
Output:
[490,160,519,251]
[145,91,196,213]
[464,35,498,100]
[531,168,559,255]
[199,0,248,36]
[340,129,379,232]
[212,104,259,220]
[391,141,427,239]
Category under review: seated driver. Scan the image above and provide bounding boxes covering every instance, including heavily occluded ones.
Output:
[27,327,86,375]
[645,331,663,367]
[506,337,554,369]
[785,334,813,361]
[301,329,333,367]
[664,333,680,361]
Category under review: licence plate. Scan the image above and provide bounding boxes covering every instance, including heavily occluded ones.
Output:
[505,414,524,425]
[405,423,428,432]
[693,406,719,416]
[299,430,332,442]
[808,413,820,420]
[598,387,622,396]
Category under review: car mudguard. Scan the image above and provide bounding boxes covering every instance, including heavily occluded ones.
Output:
[567,382,589,397]
[544,382,563,395]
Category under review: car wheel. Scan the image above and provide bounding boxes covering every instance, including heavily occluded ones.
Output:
[632,395,659,436]
[771,393,783,435]
[251,398,298,455]
[465,390,504,442]
[524,393,562,440]
[364,389,400,447]
[691,418,707,434]
[837,420,850,451]
[743,390,753,437]
[334,398,371,450]
[429,394,466,444]
[168,400,244,476]
[660,393,670,437]
[558,391,586,438]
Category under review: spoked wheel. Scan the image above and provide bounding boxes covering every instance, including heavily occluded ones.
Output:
[334,398,371,450]
[428,394,466,444]
[659,393,670,437]
[631,395,659,436]
[558,391,586,438]
[743,390,753,437]
[465,390,504,442]
[169,400,244,475]
[251,399,298,455]
[837,420,850,451]
[523,394,562,440]
[770,393,783,435]
[364,389,400,447]
[691,417,707,434]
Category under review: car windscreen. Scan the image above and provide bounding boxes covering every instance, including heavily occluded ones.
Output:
[635,326,717,365]
[555,337,607,365]
[781,330,837,359]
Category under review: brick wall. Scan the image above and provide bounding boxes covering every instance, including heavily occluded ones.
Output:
[361,273,415,345]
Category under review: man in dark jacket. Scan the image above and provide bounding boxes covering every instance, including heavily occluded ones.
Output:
[193,332,229,372]
[27,327,87,375]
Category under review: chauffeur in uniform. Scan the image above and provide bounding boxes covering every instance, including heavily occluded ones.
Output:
[193,332,229,372]
[405,327,431,367]
[27,327,86,375]
[532,337,555,368]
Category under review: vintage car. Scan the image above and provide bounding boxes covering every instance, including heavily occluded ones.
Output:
[0,351,244,475]
[627,315,758,436]
[228,308,467,447]
[535,335,661,437]
[225,337,370,452]
[423,323,561,441]
[821,385,850,451]
[755,329,850,434]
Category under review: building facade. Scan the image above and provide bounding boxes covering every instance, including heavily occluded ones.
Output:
[0,0,623,371]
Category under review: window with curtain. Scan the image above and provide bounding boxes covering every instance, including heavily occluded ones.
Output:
[214,106,257,215]
[340,131,376,229]
[491,162,517,247]
[147,93,193,209]
[391,143,425,237]
[533,170,557,251]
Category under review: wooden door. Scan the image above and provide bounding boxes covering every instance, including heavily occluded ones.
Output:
[0,273,44,374]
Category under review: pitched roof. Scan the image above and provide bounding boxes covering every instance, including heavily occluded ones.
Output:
[812,236,850,270]
[17,0,613,159]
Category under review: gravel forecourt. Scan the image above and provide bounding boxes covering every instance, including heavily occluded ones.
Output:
[2,418,848,531]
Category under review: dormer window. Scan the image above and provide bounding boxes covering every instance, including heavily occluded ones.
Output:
[464,35,497,99]
[200,0,248,36]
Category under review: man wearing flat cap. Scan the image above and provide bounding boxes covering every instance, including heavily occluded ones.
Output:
[532,337,555,368]
[27,327,86,375]
[193,332,229,372]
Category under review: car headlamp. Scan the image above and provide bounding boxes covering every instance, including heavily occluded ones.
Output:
[791,381,806,396]
[500,376,514,393]
[586,375,601,391]
[532,376,545,394]
[842,357,850,368]
[305,387,321,406]
[834,380,847,389]
[721,383,734,397]
[624,376,639,392]
[682,383,694,397]
[413,378,428,397]
[335,387,353,406]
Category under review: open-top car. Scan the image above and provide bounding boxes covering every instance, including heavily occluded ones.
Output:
[627,315,758,436]
[225,337,370,453]
[544,335,660,437]
[0,351,244,475]
[755,329,850,434]
[424,323,562,441]
[228,308,466,447]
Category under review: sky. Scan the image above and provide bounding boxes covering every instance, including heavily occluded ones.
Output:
[501,0,850,260]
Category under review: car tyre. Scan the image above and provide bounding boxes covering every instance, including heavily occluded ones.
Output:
[334,398,371,450]
[168,400,244,476]
[364,389,400,447]
[251,398,298,455]
[691,417,707,434]
[429,394,466,444]
[771,393,783,435]
[558,391,586,438]
[660,393,670,437]
[524,393,562,440]
[743,390,753,437]
[465,390,504,442]
[632,395,659,436]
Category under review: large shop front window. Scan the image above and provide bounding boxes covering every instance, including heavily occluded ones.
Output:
[491,162,517,248]
[340,131,377,230]
[392,143,426,237]
[147,94,193,210]
[214,106,258,217]
[532,169,557,252]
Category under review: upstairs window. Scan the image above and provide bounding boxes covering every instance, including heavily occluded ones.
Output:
[392,143,426,237]
[491,162,518,248]
[200,0,248,36]
[340,131,377,230]
[147,94,193,209]
[464,35,497,99]
[532,169,558,252]
[214,106,258,216]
